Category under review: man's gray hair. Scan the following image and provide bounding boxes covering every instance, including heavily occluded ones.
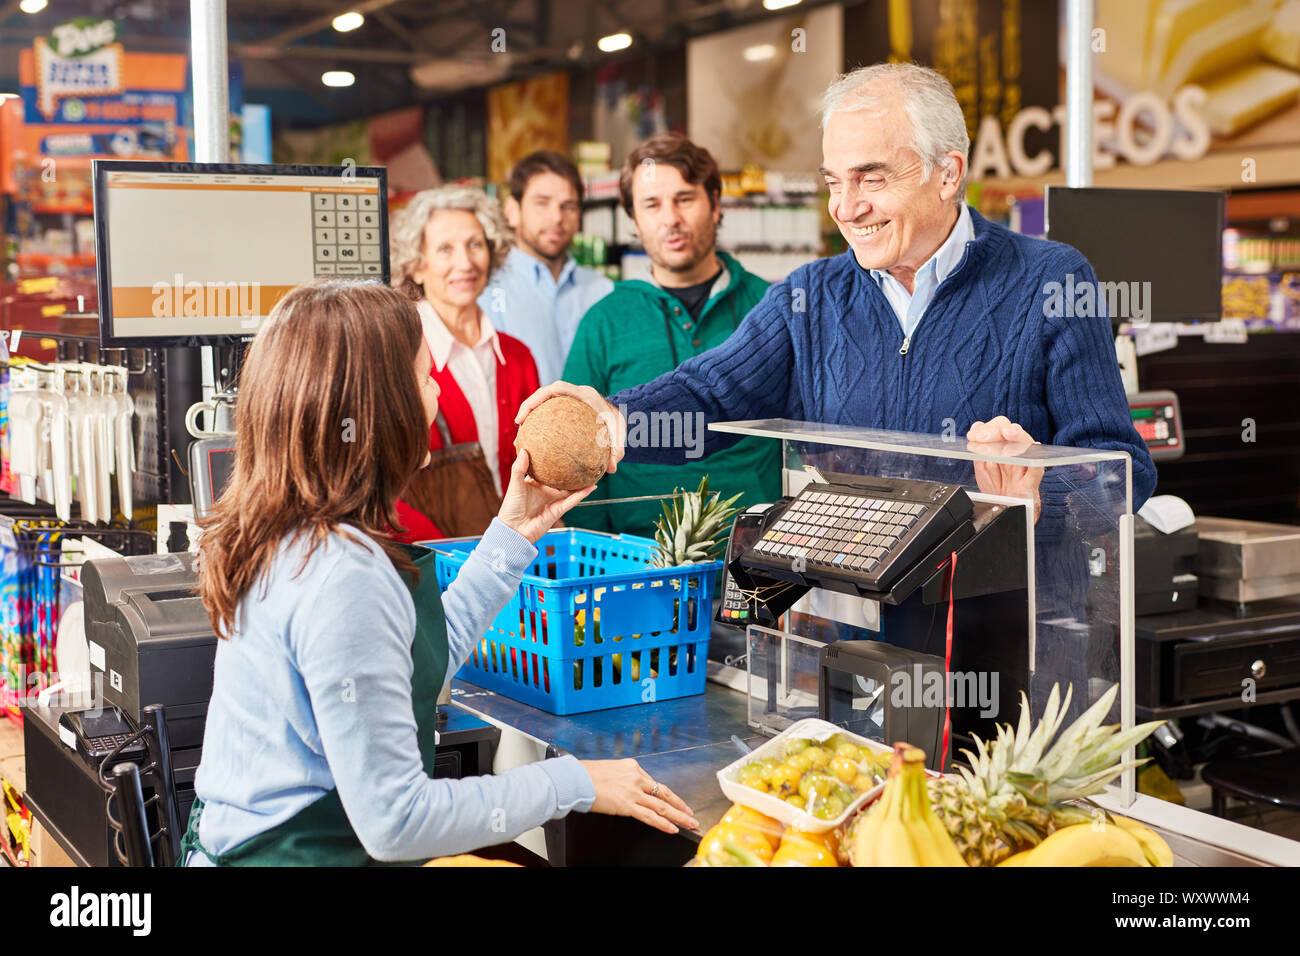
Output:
[821,62,970,205]
[390,185,511,300]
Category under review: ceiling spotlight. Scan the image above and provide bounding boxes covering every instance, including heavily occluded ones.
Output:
[332,11,364,32]
[19,0,49,13]
[597,32,632,53]
[321,71,355,87]
[763,0,802,9]
[743,44,776,62]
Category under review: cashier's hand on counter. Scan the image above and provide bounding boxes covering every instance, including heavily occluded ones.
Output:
[496,450,596,544]
[581,758,699,834]
[967,417,1043,524]
[515,382,627,477]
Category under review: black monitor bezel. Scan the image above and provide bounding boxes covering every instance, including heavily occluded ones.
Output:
[92,160,390,348]
[1043,185,1225,325]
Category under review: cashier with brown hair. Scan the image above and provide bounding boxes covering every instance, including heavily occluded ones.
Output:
[183,278,696,866]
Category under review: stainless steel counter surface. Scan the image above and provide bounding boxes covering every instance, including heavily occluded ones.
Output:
[450,678,761,833]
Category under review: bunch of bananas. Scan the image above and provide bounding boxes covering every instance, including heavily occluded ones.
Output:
[997,816,1173,867]
[850,744,967,867]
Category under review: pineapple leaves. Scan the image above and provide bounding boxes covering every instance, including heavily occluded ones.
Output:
[649,475,743,569]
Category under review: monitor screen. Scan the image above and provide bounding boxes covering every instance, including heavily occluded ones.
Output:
[93,161,389,347]
[1043,186,1224,324]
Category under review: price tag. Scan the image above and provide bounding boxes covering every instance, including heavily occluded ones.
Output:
[0,525,16,551]
[1203,319,1248,344]
[1133,323,1179,356]
[40,304,66,318]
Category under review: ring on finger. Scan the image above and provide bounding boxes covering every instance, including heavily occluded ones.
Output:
[650,782,661,798]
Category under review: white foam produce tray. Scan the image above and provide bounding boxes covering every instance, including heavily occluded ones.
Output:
[717,718,894,833]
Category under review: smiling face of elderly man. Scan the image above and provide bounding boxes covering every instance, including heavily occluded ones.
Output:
[820,68,970,295]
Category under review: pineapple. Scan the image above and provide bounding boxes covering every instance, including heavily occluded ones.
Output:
[650,476,742,568]
[851,683,1163,867]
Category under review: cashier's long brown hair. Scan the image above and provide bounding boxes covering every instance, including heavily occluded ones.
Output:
[197,278,427,639]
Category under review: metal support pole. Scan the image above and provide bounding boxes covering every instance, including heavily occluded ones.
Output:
[189,0,230,419]
[1120,512,1136,806]
[190,0,231,164]
[1064,0,1094,187]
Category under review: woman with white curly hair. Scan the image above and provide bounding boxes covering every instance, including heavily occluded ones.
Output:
[390,186,542,542]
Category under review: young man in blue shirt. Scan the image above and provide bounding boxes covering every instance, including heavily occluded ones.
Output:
[478,151,613,384]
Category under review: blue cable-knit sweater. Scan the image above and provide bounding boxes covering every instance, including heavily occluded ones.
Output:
[611,207,1157,512]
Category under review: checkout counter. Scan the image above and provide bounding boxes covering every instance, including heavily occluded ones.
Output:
[457,421,1300,867]
[24,420,1300,867]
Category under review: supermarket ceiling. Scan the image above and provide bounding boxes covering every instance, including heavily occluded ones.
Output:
[0,0,852,125]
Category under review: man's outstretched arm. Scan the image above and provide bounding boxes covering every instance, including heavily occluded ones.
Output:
[516,280,802,470]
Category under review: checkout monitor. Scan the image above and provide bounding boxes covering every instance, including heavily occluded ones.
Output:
[1043,186,1224,324]
[93,161,389,347]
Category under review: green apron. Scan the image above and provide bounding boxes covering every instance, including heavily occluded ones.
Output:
[179,543,450,866]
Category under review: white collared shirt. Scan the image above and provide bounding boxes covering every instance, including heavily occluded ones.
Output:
[868,204,975,340]
[417,299,507,496]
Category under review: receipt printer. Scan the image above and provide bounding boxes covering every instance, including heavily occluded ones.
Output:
[1134,519,1199,616]
[80,552,217,750]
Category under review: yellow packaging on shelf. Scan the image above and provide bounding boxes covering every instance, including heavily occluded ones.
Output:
[1199,61,1300,135]
[1156,1,1272,97]
[17,277,59,295]
[1148,0,1251,87]
[1263,0,1300,70]
[1096,0,1164,91]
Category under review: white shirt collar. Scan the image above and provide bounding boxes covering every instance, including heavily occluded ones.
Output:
[417,298,505,372]
[870,204,974,290]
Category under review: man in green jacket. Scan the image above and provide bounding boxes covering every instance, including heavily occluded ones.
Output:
[563,131,783,537]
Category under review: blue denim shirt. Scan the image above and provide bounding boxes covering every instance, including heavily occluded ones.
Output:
[478,247,613,385]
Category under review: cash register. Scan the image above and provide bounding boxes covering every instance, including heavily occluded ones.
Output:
[715,471,1033,752]
[23,552,215,865]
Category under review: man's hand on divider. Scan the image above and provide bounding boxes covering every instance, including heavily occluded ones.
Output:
[966,416,1043,524]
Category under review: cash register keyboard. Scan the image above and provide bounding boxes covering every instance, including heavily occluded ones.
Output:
[743,475,973,594]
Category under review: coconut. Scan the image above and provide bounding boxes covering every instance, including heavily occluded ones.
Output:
[515,396,608,491]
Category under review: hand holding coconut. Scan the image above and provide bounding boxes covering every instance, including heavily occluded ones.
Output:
[514,383,625,479]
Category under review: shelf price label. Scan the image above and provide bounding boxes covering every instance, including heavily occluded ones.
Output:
[1203,319,1248,345]
[1133,323,1178,356]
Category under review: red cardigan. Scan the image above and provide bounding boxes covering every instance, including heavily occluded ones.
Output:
[394,331,541,543]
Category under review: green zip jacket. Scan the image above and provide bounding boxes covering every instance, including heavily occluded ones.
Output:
[562,250,783,537]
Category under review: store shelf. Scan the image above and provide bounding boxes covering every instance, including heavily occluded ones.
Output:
[28,204,93,216]
[14,252,96,269]
[1227,189,1300,223]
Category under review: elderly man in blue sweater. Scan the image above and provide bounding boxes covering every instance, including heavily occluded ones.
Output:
[521,62,1155,522]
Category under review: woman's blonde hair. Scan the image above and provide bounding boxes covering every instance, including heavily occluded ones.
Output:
[196,278,428,639]
[390,186,511,300]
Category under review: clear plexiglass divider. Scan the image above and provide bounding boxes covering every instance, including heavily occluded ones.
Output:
[710,419,1138,804]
